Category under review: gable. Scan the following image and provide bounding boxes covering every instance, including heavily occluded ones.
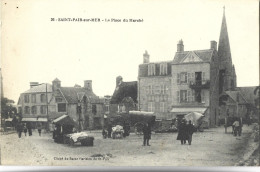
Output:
[181,51,203,63]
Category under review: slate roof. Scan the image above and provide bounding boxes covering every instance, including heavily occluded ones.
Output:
[173,49,214,64]
[224,91,247,104]
[24,83,52,93]
[59,87,99,104]
[236,87,259,105]
[110,81,138,104]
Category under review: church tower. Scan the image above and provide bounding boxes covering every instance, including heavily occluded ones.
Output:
[218,7,236,93]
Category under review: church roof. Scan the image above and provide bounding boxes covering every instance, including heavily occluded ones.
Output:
[224,90,248,104]
[236,86,259,105]
[59,87,99,104]
[218,7,232,62]
[110,81,137,104]
[173,49,214,64]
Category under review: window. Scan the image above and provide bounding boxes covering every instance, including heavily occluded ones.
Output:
[187,90,195,102]
[105,105,109,112]
[31,106,37,114]
[180,90,187,102]
[18,107,22,114]
[58,103,66,112]
[160,102,165,112]
[148,102,155,112]
[55,97,63,103]
[31,94,36,103]
[195,90,202,103]
[92,104,97,115]
[177,72,188,84]
[160,85,167,94]
[40,94,46,103]
[160,63,167,75]
[24,95,29,103]
[148,64,156,76]
[24,106,30,114]
[40,105,47,114]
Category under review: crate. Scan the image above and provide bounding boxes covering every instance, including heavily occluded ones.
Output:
[80,137,94,146]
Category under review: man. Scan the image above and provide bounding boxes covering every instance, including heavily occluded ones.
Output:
[232,118,242,136]
[186,120,196,145]
[177,119,188,145]
[16,122,23,138]
[142,123,151,146]
[36,122,42,136]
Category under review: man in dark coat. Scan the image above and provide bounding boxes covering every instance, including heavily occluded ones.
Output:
[177,120,188,145]
[186,120,196,145]
[27,122,32,136]
[16,122,23,138]
[142,123,151,146]
[107,123,112,138]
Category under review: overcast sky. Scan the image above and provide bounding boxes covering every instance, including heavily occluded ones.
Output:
[1,0,259,103]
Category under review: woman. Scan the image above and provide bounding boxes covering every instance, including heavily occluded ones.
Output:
[177,120,188,145]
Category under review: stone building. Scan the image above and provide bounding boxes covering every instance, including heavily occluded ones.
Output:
[17,78,105,129]
[138,9,236,127]
[110,76,138,116]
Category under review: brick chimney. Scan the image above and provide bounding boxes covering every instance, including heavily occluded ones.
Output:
[143,50,150,63]
[84,80,92,91]
[177,39,184,52]
[30,82,39,88]
[210,40,217,51]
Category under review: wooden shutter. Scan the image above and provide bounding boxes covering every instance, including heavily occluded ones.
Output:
[177,73,180,84]
[177,91,180,103]
[201,90,205,103]
[202,72,206,84]
[187,90,191,102]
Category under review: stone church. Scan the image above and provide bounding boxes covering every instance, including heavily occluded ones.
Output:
[138,9,236,127]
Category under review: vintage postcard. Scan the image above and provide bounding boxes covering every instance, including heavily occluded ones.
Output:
[0,0,259,168]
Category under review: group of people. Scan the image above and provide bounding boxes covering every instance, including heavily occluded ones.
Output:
[16,121,43,138]
[176,120,196,145]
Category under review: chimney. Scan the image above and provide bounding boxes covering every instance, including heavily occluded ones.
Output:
[52,78,61,91]
[84,80,92,91]
[177,39,184,52]
[143,50,150,63]
[30,82,39,88]
[116,76,123,87]
[210,40,217,50]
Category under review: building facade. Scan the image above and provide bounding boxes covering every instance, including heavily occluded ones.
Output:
[138,9,236,127]
[17,78,105,129]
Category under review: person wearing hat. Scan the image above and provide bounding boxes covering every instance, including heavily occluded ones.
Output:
[177,119,188,145]
[186,120,196,145]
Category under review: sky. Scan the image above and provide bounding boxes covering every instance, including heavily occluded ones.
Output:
[1,0,259,103]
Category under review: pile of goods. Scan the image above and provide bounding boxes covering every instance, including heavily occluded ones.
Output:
[65,132,94,146]
[112,125,124,139]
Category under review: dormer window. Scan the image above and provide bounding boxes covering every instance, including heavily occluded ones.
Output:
[148,64,156,76]
[160,63,167,75]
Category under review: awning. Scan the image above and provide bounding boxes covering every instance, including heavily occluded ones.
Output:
[21,118,47,122]
[4,118,13,122]
[129,111,154,115]
[53,115,77,126]
[170,107,208,114]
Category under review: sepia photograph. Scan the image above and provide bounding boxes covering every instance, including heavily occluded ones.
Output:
[0,0,259,169]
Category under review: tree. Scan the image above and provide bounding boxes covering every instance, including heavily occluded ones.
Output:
[1,97,17,119]
[254,86,259,108]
